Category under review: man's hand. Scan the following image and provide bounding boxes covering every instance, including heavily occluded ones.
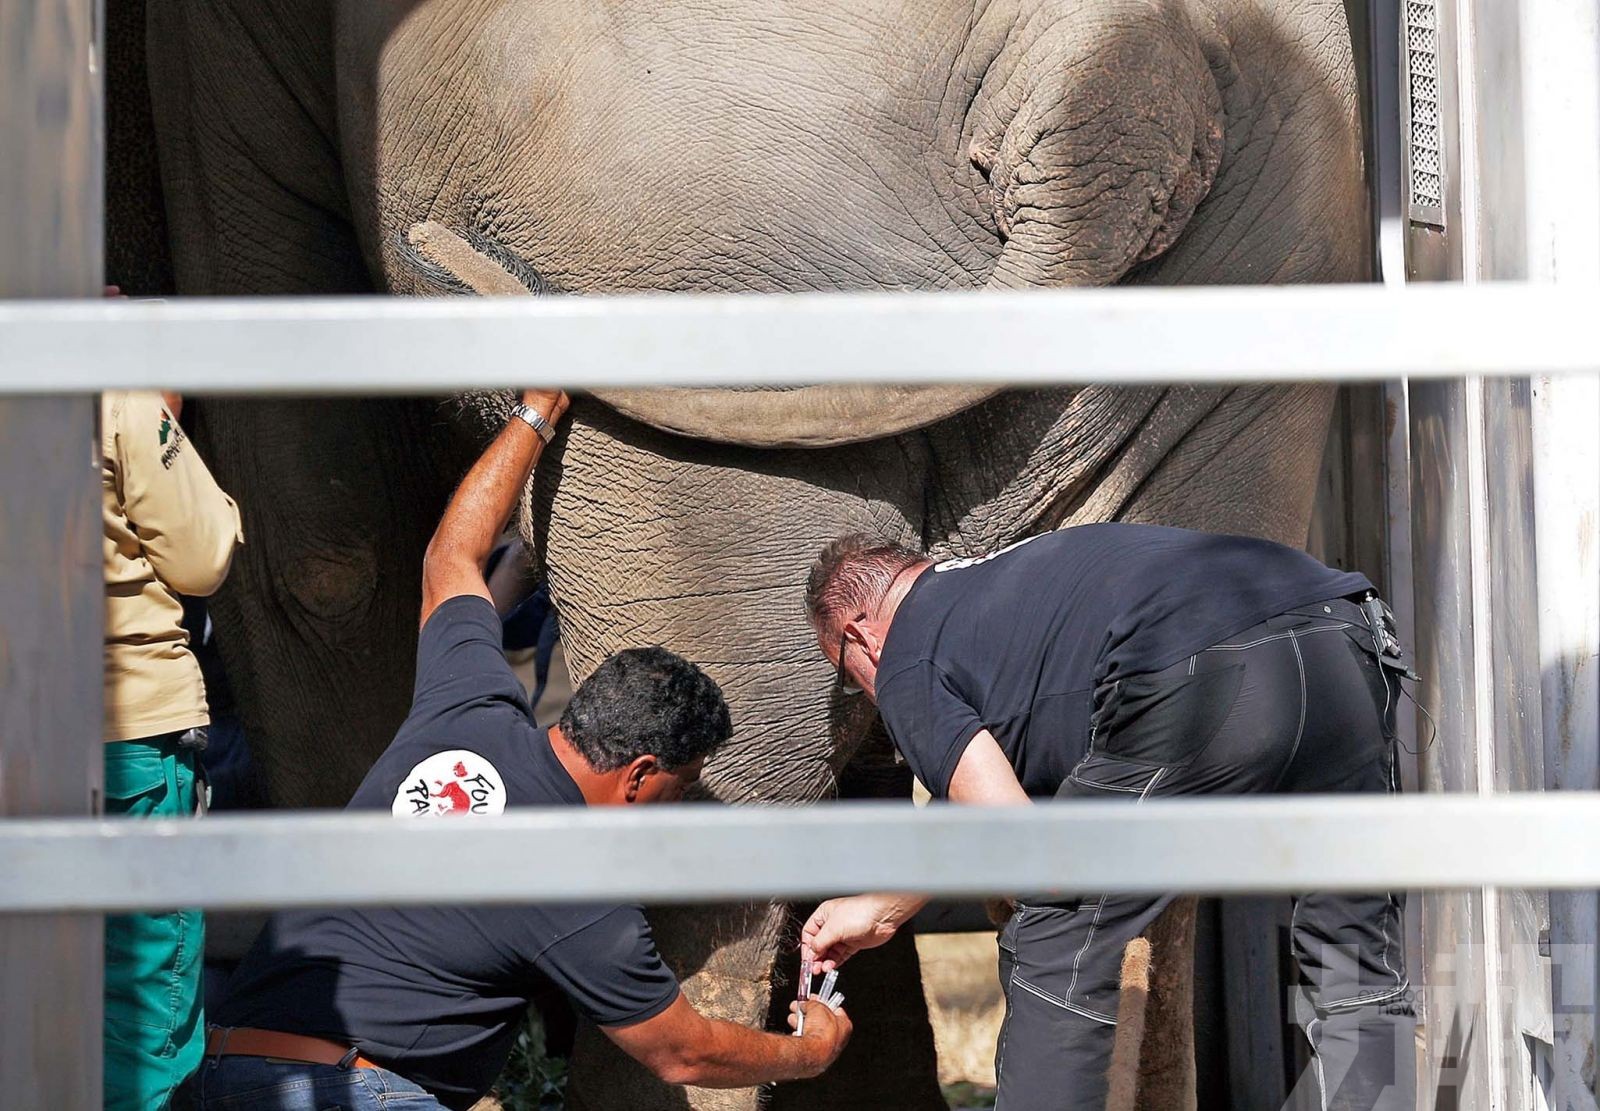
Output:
[521,389,570,425]
[801,893,927,970]
[786,999,853,1076]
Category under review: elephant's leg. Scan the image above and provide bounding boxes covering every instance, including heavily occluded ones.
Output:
[565,900,791,1111]
[567,897,940,1111]
[767,727,943,1111]
[191,398,460,807]
[1092,383,1339,547]
[106,0,173,296]
[925,383,1334,554]
[147,0,453,804]
[533,402,944,1110]
[146,0,368,296]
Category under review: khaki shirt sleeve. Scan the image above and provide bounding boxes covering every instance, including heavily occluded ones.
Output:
[113,392,244,596]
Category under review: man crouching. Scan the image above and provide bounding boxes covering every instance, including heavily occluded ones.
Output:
[188,390,849,1110]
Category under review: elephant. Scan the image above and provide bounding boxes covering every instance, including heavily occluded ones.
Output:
[112,0,1367,1105]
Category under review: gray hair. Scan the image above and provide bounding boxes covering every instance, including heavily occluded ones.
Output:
[804,533,924,634]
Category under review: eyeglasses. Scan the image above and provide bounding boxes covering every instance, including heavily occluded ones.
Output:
[835,629,863,697]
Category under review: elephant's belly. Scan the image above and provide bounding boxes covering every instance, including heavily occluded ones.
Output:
[338,0,1002,298]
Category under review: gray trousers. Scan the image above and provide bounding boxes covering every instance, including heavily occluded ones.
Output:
[994,599,1417,1111]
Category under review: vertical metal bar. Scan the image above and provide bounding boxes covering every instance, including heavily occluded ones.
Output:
[1534,377,1600,1105]
[1519,0,1600,1095]
[0,0,105,1107]
[1462,373,1510,1106]
[1409,375,1497,1110]
[1363,0,1405,283]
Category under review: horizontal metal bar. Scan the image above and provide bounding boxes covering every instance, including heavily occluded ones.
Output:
[3,794,1597,913]
[0,284,1595,394]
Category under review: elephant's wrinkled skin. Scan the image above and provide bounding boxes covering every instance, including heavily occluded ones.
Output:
[131,0,1365,1105]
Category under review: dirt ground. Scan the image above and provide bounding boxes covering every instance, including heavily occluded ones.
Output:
[917,932,1005,1093]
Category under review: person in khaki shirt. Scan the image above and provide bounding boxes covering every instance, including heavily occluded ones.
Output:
[101,388,242,1111]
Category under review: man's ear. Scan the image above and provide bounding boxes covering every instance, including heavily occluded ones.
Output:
[624,754,660,803]
[844,617,886,667]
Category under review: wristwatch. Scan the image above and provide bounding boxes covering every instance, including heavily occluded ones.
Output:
[511,403,557,444]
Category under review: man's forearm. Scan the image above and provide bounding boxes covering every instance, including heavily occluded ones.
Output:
[420,393,565,624]
[869,893,931,934]
[674,1017,824,1088]
[609,992,845,1090]
[427,417,543,575]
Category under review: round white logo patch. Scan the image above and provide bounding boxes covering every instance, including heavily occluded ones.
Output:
[391,749,506,817]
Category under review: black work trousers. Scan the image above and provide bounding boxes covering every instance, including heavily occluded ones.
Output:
[994,597,1416,1111]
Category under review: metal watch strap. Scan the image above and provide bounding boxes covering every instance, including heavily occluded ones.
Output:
[512,403,556,444]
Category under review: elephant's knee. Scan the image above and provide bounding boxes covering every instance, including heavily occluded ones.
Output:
[277,548,381,624]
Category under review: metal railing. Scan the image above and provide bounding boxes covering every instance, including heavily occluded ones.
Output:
[1,795,1599,913]
[1,283,1598,392]
[1,283,1597,916]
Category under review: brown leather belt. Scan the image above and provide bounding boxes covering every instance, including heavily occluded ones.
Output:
[204,1026,381,1071]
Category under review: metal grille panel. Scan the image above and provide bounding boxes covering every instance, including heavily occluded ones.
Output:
[1406,0,1446,223]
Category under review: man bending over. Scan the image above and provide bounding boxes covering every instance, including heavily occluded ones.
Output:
[800,528,1415,1111]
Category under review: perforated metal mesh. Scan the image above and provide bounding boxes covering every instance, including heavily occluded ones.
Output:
[1406,0,1444,218]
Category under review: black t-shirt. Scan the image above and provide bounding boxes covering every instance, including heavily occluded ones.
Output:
[874,525,1370,798]
[216,596,680,1109]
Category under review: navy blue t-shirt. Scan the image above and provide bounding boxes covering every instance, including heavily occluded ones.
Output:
[874,525,1370,798]
[216,596,679,1109]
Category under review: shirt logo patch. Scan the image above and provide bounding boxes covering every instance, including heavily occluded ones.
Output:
[933,532,1045,573]
[392,749,506,817]
[157,415,188,469]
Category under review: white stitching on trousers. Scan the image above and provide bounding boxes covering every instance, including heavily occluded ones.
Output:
[1379,894,1403,992]
[1319,981,1412,1010]
[995,939,1018,1101]
[1309,1017,1329,1110]
[1063,768,1164,1008]
[1283,628,1308,778]
[1202,623,1356,652]
[1066,773,1147,794]
[1064,897,1108,1006]
[1011,976,1119,1025]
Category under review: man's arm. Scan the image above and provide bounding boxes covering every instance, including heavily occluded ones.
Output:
[947,730,1032,806]
[420,390,568,628]
[602,994,850,1088]
[802,730,1029,968]
[115,391,243,597]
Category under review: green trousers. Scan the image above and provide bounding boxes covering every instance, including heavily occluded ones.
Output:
[104,735,205,1111]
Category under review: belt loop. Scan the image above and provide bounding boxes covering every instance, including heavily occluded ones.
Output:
[336,1045,362,1071]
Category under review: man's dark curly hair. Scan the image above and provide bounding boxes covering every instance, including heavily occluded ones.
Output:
[559,647,732,772]
[805,533,925,636]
